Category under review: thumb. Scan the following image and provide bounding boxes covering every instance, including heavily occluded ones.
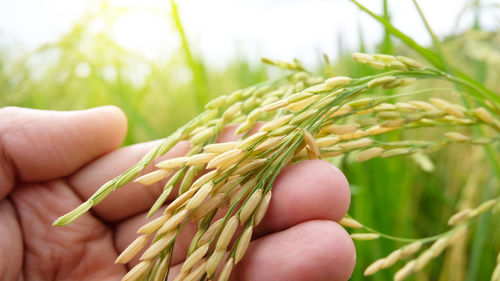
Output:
[0,106,127,199]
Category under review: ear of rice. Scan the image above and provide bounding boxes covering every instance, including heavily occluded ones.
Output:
[338,138,374,150]
[323,124,360,135]
[397,55,424,69]
[171,271,187,281]
[474,107,493,123]
[381,148,413,158]
[387,60,407,70]
[445,132,469,142]
[381,119,404,128]
[186,182,213,210]
[259,114,293,132]
[158,209,189,234]
[287,95,319,112]
[352,53,375,63]
[207,149,245,170]
[351,233,380,240]
[122,261,152,281]
[339,217,363,228]
[235,119,257,135]
[184,260,207,281]
[356,147,384,162]
[229,182,252,206]
[319,148,345,158]
[213,176,240,194]
[52,200,93,226]
[401,241,423,257]
[237,131,268,149]
[255,191,272,225]
[316,136,341,147]
[374,103,397,111]
[255,136,283,151]
[415,249,433,271]
[240,189,263,224]
[187,153,218,166]
[448,209,471,225]
[203,142,239,153]
[366,125,397,135]
[338,130,368,140]
[191,127,215,145]
[222,102,242,121]
[235,226,253,264]
[286,91,314,103]
[138,215,170,235]
[327,104,354,117]
[181,243,210,273]
[218,258,234,281]
[262,99,288,112]
[198,218,224,246]
[205,95,227,109]
[152,254,170,281]
[115,235,150,264]
[409,100,436,111]
[364,258,384,276]
[302,129,319,158]
[216,216,239,250]
[156,157,189,169]
[189,171,217,191]
[368,76,397,88]
[290,109,318,125]
[382,249,403,268]
[179,165,203,194]
[324,76,351,88]
[134,170,170,186]
[269,125,295,136]
[393,260,416,281]
[206,250,226,277]
[192,194,226,221]
[140,232,176,260]
[234,159,267,175]
[165,189,197,213]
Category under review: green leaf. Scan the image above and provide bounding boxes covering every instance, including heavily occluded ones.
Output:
[350,0,444,70]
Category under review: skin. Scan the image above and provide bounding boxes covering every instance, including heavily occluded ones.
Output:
[0,106,356,281]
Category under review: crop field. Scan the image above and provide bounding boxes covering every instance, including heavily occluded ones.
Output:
[1,1,499,281]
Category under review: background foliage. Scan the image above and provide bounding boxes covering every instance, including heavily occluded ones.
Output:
[1,1,499,280]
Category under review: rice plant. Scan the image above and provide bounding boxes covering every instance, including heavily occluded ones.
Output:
[0,0,496,280]
[53,51,500,281]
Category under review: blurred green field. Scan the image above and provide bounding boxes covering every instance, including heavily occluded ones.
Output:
[1,1,499,281]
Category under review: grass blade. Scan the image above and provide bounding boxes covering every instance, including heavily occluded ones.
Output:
[350,0,445,70]
[351,0,500,105]
[170,0,209,112]
[380,0,393,54]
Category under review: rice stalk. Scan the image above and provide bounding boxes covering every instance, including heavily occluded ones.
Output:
[52,53,500,280]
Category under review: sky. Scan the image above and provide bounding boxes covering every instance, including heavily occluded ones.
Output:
[0,0,498,67]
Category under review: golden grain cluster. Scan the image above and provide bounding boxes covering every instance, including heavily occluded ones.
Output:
[54,53,500,281]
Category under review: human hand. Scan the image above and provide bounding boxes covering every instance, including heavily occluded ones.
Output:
[0,106,355,281]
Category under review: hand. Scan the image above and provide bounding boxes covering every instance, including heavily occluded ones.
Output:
[0,106,355,281]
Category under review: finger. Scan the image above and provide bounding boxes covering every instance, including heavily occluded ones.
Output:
[0,200,23,280]
[10,180,126,280]
[69,124,254,222]
[255,159,350,235]
[0,106,127,199]
[114,206,199,268]
[69,139,191,222]
[234,220,356,281]
[114,160,350,266]
[164,220,355,281]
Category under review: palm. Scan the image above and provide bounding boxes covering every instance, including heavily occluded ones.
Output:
[0,106,355,281]
[6,179,125,280]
